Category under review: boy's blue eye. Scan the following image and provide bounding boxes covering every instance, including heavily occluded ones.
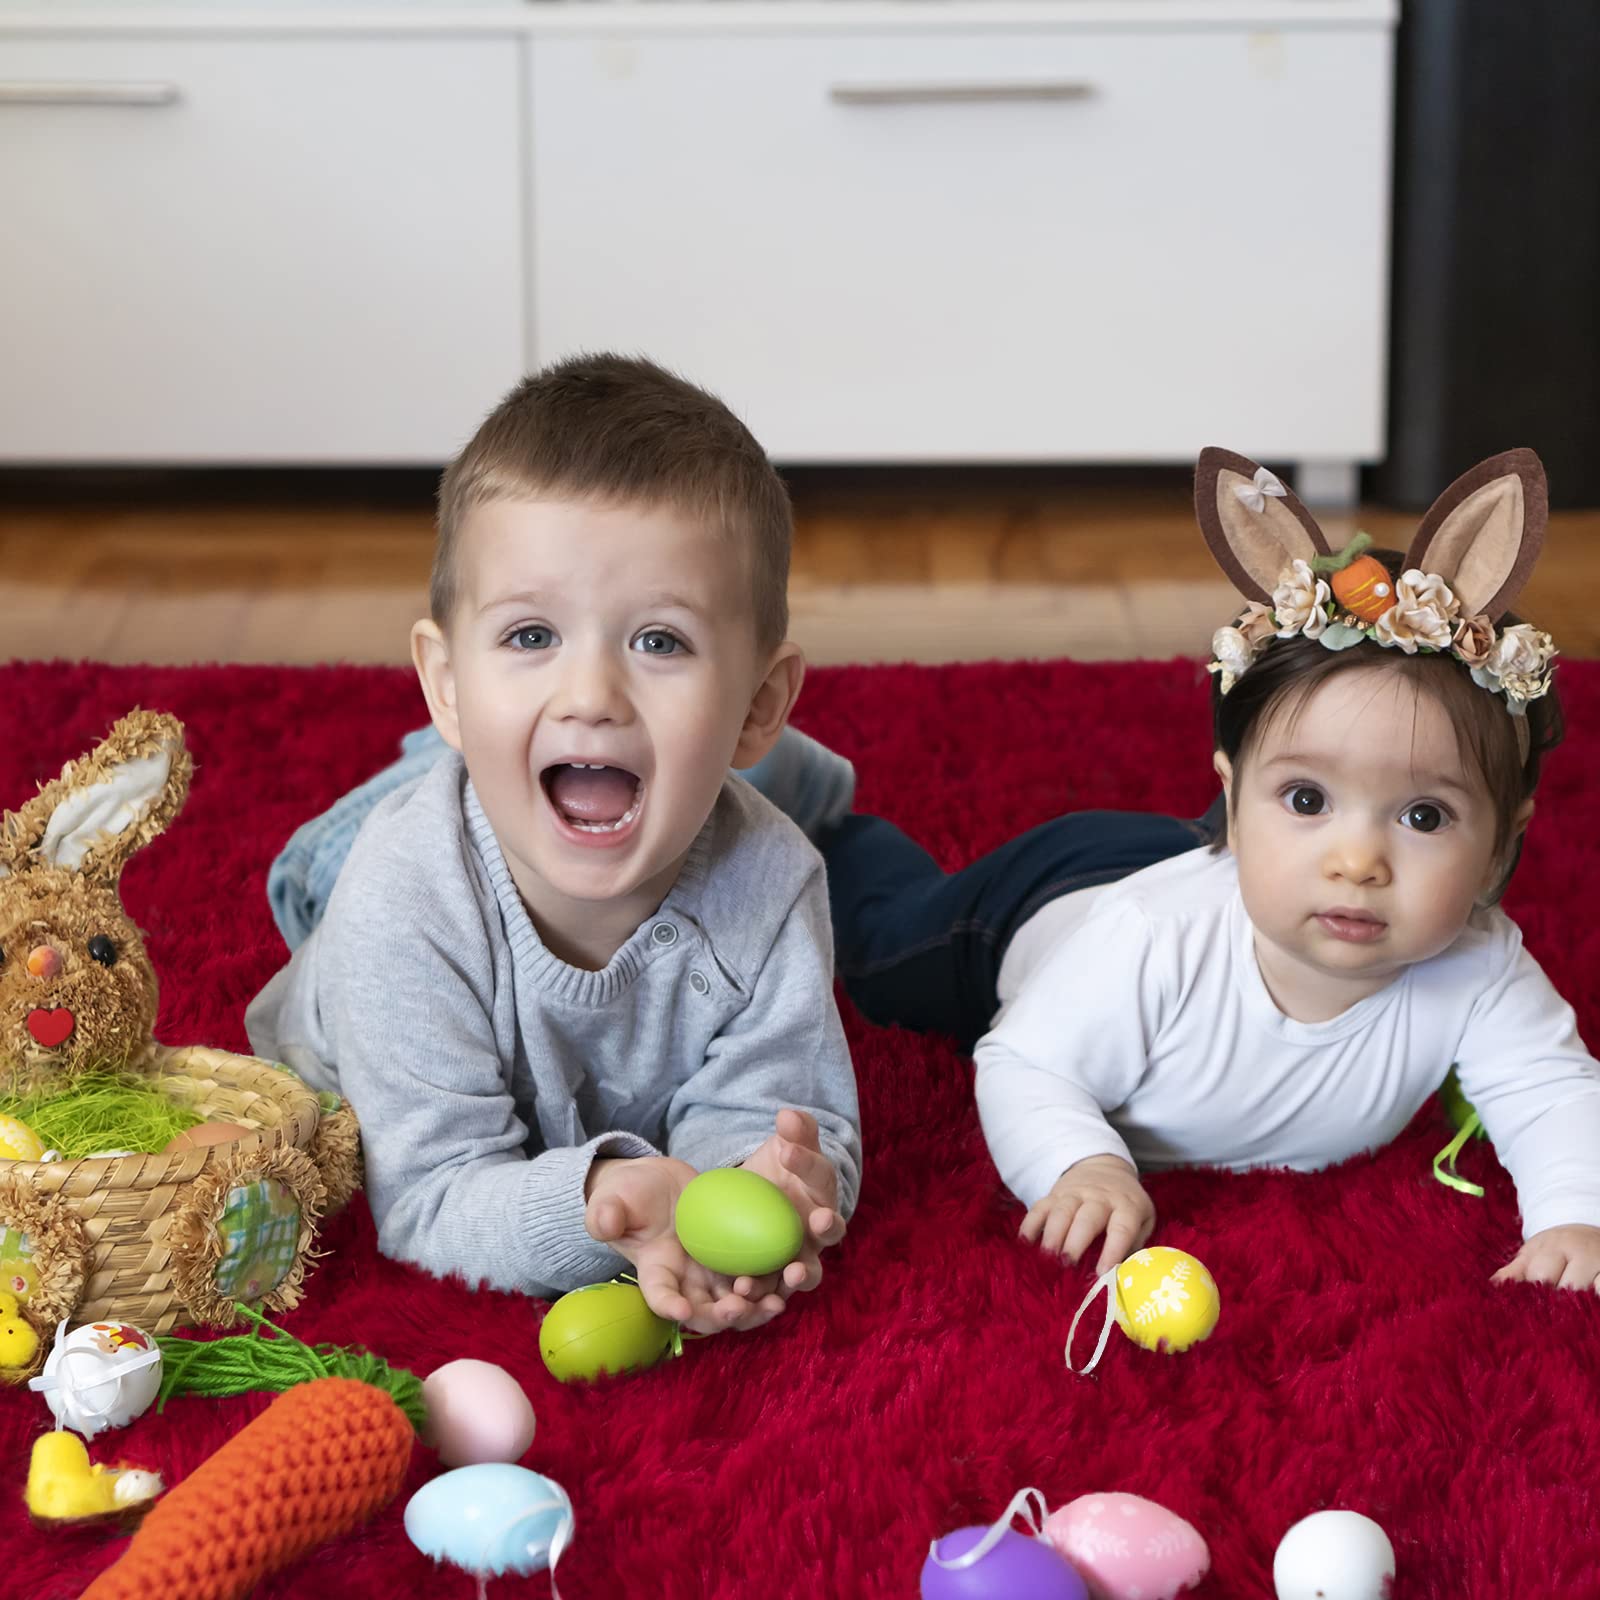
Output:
[633,630,683,656]
[1402,803,1447,833]
[509,625,555,651]
[1286,785,1325,816]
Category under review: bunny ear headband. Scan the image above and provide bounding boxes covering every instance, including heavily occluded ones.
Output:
[1197,447,1557,719]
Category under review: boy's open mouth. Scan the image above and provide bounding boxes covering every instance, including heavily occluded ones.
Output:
[541,762,644,835]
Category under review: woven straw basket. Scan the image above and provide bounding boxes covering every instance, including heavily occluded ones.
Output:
[0,1044,360,1379]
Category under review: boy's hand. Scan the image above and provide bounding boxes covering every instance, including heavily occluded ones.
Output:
[584,1155,787,1334]
[738,1108,847,1297]
[1020,1153,1155,1275]
[1492,1224,1600,1292]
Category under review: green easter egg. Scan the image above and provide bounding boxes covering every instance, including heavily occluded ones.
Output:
[674,1168,804,1277]
[539,1281,676,1383]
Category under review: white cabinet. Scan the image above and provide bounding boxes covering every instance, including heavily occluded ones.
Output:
[530,27,1392,466]
[0,36,524,462]
[0,6,1395,469]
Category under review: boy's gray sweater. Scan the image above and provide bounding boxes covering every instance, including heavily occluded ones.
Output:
[245,753,861,1296]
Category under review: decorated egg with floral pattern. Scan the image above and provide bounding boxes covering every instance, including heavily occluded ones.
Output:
[1043,1493,1210,1600]
[1112,1248,1220,1354]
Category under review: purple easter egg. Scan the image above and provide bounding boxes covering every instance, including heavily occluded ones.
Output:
[921,1525,1090,1600]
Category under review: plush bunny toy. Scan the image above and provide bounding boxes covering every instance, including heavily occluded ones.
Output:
[0,710,192,1096]
[0,711,359,1373]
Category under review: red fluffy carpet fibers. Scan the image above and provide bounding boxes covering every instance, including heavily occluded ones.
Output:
[4,656,1600,1600]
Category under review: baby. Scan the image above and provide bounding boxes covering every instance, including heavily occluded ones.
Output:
[754,447,1600,1293]
[246,354,861,1333]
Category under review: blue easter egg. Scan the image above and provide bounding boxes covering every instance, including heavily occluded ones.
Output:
[920,1525,1088,1600]
[405,1464,574,1578]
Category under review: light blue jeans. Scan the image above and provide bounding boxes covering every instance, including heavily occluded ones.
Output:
[268,725,449,950]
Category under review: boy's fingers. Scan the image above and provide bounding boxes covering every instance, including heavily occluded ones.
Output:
[779,1139,839,1206]
[636,1263,693,1325]
[1019,1202,1048,1243]
[586,1196,625,1242]
[776,1107,821,1149]
[808,1206,845,1247]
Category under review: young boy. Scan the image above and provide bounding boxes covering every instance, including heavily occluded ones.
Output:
[246,354,862,1335]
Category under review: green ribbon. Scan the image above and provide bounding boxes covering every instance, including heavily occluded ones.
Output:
[1433,1110,1486,1197]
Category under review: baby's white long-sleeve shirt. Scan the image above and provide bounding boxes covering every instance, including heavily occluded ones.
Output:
[976,847,1600,1239]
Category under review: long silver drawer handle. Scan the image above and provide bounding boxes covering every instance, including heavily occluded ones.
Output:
[830,81,1097,106]
[0,81,182,106]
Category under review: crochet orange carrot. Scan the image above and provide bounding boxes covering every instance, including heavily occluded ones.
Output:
[82,1311,422,1600]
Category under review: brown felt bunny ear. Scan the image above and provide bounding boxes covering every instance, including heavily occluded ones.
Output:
[0,711,190,884]
[1404,449,1547,622]
[1194,448,1333,604]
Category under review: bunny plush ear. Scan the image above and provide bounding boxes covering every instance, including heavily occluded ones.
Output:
[1194,447,1333,604]
[1404,448,1547,622]
[0,711,191,883]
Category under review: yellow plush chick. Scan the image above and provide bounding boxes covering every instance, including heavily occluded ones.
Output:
[0,1290,40,1372]
[25,1431,164,1522]
[0,1112,44,1162]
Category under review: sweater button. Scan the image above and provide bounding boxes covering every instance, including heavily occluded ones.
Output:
[651,922,678,947]
[689,970,709,995]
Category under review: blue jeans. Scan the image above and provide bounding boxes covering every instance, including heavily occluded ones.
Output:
[820,801,1223,1051]
[268,725,448,950]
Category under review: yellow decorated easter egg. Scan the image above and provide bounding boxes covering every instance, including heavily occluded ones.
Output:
[0,1115,44,1163]
[1112,1247,1220,1354]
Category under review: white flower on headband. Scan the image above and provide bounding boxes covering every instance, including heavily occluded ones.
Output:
[1271,560,1330,639]
[1209,625,1255,694]
[1472,622,1558,710]
[1233,467,1288,514]
[1372,569,1459,654]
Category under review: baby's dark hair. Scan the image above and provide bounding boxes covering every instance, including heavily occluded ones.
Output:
[1209,547,1564,898]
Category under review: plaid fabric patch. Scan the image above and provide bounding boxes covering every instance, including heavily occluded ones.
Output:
[215,1180,301,1303]
[0,1227,38,1302]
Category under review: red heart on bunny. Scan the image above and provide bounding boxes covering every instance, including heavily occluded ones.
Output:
[27,1008,75,1048]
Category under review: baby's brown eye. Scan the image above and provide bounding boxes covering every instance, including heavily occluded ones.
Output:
[88,935,117,967]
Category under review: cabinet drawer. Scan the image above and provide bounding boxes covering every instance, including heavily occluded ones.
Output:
[0,36,523,462]
[531,29,1391,461]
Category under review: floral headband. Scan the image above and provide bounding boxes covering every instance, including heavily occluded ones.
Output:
[1197,449,1556,719]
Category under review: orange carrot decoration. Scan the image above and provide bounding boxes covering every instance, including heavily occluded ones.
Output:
[82,1310,422,1600]
[1313,532,1397,622]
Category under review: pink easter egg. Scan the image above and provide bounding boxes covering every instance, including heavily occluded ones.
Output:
[422,1359,537,1467]
[1042,1493,1209,1600]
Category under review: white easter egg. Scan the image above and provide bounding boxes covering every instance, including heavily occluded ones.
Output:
[31,1319,163,1438]
[1273,1510,1395,1600]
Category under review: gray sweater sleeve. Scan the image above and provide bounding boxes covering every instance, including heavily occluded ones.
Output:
[664,862,863,1219]
[249,877,654,1298]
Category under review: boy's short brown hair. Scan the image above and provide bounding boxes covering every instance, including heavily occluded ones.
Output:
[433,353,792,651]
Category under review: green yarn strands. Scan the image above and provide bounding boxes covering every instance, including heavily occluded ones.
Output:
[1310,530,1375,576]
[0,1071,200,1158]
[155,1305,428,1435]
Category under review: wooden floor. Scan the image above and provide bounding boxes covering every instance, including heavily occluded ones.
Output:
[3,468,1597,667]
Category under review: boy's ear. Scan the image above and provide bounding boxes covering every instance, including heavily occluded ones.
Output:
[411,619,464,753]
[732,642,805,769]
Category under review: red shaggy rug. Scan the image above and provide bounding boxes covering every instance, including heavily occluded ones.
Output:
[4,657,1600,1600]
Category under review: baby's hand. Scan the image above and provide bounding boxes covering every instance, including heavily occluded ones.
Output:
[1020,1154,1155,1275]
[739,1108,847,1298]
[1492,1224,1600,1293]
[584,1155,787,1335]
